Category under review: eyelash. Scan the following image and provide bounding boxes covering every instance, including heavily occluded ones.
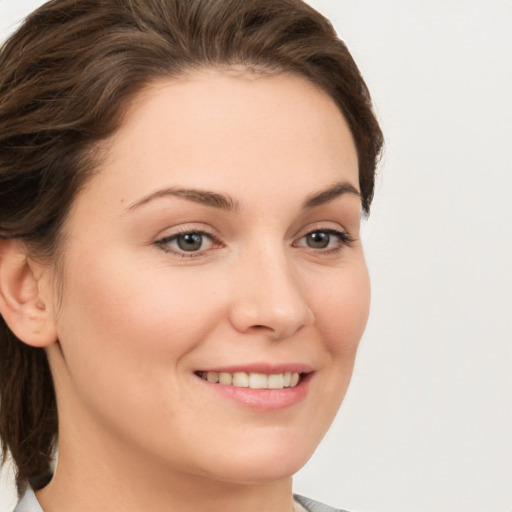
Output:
[155,229,221,258]
[155,227,354,258]
[293,228,354,254]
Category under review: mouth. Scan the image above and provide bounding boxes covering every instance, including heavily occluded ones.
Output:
[195,370,303,390]
[193,364,313,410]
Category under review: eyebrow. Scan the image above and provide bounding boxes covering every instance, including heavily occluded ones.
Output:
[126,180,360,213]
[127,187,240,212]
[303,181,361,208]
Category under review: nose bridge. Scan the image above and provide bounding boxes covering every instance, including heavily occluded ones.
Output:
[229,241,314,339]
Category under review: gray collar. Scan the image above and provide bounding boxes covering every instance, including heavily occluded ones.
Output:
[14,488,347,512]
[13,488,43,512]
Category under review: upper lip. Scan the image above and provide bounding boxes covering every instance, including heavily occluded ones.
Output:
[195,363,314,374]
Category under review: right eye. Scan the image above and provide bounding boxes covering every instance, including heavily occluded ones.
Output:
[155,230,217,257]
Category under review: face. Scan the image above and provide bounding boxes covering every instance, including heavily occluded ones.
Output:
[46,71,370,484]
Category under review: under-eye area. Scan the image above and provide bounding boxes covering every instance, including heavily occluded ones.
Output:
[195,371,307,389]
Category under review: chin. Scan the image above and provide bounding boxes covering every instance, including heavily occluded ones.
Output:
[193,432,319,485]
[206,456,308,486]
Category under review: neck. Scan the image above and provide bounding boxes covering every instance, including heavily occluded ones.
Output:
[36,421,295,512]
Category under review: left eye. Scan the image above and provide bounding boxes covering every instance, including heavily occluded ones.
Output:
[305,231,332,249]
[157,231,214,254]
[295,229,351,250]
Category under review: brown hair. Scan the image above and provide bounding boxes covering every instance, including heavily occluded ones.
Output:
[0,0,383,490]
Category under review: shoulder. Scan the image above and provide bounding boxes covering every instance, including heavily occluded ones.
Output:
[294,494,351,512]
[13,488,44,512]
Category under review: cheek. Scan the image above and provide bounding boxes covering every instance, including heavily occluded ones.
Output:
[73,235,207,312]
[312,260,371,358]
[54,251,227,390]
[52,252,231,449]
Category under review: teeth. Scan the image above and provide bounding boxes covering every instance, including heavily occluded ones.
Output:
[207,371,219,383]
[200,371,302,389]
[249,372,267,389]
[232,372,249,387]
[219,372,232,385]
[267,373,284,389]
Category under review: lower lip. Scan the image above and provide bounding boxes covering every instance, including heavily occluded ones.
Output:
[196,374,312,411]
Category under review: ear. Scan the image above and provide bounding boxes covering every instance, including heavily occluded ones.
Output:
[0,239,58,347]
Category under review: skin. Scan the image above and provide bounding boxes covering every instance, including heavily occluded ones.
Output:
[12,71,370,511]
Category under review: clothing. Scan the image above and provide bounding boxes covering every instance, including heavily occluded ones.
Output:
[14,488,349,512]
[294,494,349,512]
[12,488,40,512]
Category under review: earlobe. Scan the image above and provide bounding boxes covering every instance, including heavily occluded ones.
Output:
[0,239,57,347]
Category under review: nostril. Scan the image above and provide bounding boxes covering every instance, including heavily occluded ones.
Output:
[249,324,277,334]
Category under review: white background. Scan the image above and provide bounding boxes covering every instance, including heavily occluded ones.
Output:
[1,1,511,511]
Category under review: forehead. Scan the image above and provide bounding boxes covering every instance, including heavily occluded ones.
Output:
[78,71,359,212]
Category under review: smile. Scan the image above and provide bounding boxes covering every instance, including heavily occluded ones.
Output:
[196,371,302,390]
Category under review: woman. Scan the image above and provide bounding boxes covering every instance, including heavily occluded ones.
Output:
[0,0,383,511]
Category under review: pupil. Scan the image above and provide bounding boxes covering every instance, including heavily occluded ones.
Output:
[307,231,329,249]
[178,233,202,251]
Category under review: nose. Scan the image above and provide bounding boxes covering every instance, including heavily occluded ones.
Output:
[228,249,315,340]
